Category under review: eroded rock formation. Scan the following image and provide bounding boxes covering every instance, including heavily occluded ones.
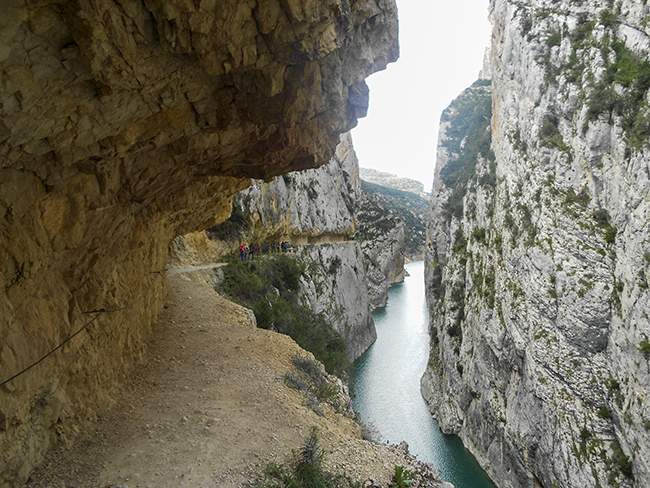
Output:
[424,1,650,487]
[0,0,398,484]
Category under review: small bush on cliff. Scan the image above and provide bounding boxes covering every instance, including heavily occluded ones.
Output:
[255,427,361,488]
[638,340,650,358]
[592,209,617,244]
[219,255,350,378]
[390,466,415,488]
[607,440,634,481]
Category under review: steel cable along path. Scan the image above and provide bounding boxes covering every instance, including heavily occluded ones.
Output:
[0,270,166,389]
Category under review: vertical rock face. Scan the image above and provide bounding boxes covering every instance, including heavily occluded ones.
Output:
[356,190,406,308]
[299,242,377,362]
[234,132,406,312]
[424,1,650,488]
[235,132,362,244]
[0,0,398,485]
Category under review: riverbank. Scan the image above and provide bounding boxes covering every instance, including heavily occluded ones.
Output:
[25,272,448,488]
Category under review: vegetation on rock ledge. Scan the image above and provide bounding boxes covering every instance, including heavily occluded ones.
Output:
[439,79,494,220]
[218,254,350,378]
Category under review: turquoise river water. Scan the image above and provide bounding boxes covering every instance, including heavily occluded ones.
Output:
[352,261,497,488]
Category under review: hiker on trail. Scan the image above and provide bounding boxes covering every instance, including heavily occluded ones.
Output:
[240,243,246,262]
[250,243,256,261]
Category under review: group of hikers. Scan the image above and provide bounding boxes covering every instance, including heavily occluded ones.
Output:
[239,241,291,261]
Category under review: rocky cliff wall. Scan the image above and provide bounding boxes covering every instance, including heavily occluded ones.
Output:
[195,131,404,358]
[236,131,362,243]
[424,2,650,488]
[0,0,398,485]
[355,189,406,308]
[299,242,377,362]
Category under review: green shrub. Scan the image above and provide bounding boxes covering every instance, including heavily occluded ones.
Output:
[600,9,617,28]
[256,427,359,488]
[391,466,415,488]
[471,227,487,245]
[589,39,650,149]
[328,256,342,275]
[610,440,633,479]
[604,225,617,244]
[547,30,562,48]
[593,209,611,226]
[253,300,274,329]
[220,256,349,377]
[605,378,620,391]
[592,209,617,244]
[447,322,462,339]
[597,406,612,419]
[639,340,650,358]
[453,229,468,254]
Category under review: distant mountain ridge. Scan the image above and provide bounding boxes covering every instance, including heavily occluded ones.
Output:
[359,167,430,199]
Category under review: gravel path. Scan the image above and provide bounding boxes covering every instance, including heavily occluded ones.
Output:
[26,274,447,488]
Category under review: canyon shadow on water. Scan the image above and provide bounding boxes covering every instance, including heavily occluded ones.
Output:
[353,261,496,488]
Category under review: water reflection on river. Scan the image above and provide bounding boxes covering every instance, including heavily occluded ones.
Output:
[352,261,496,488]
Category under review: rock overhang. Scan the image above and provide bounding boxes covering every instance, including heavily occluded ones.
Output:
[0,0,399,484]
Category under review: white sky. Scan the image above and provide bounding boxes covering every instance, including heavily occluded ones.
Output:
[351,0,492,193]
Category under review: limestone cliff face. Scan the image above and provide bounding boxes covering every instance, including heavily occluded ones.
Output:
[202,132,404,358]
[356,190,406,308]
[236,132,361,244]
[0,1,398,485]
[235,132,406,311]
[299,242,377,362]
[424,2,650,488]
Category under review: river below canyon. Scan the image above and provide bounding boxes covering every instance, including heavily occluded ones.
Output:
[352,261,496,488]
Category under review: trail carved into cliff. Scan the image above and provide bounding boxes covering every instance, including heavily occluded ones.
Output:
[25,274,438,488]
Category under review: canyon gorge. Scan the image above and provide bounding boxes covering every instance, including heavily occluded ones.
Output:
[0,0,399,484]
[3,0,650,487]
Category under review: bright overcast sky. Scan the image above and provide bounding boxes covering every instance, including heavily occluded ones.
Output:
[351,0,492,192]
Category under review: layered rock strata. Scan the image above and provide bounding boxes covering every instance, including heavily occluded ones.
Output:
[424,2,650,488]
[0,0,398,485]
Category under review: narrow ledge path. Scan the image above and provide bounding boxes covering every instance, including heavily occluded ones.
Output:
[26,274,432,488]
